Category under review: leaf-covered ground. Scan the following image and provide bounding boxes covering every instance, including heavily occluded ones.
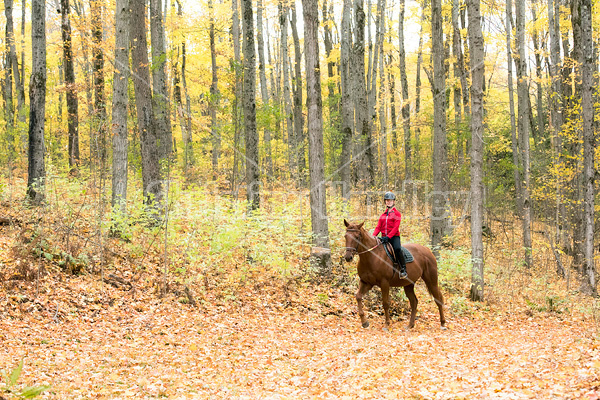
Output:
[2,270,600,399]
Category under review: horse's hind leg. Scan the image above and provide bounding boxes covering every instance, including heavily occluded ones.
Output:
[423,276,446,329]
[403,284,418,329]
[381,280,391,329]
[356,280,373,328]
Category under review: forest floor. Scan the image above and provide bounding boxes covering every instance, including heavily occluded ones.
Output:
[1,182,600,399]
[2,251,600,399]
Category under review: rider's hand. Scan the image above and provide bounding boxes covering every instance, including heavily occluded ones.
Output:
[380,236,389,243]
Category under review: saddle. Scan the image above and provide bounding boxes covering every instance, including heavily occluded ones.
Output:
[380,241,415,265]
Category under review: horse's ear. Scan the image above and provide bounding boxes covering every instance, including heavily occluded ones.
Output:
[344,219,349,227]
[358,221,365,229]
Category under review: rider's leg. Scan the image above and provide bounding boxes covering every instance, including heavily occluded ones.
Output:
[391,236,407,278]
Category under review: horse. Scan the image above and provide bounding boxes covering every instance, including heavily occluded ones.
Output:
[343,219,446,330]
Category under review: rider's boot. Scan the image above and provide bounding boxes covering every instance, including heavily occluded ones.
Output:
[394,248,408,279]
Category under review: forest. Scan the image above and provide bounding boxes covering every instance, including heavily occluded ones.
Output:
[1,0,600,397]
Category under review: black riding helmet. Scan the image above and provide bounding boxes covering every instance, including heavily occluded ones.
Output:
[384,191,396,201]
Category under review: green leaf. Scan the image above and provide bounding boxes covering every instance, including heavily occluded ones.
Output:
[43,252,53,261]
[20,385,50,398]
[8,359,23,387]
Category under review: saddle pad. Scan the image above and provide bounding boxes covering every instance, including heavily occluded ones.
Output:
[402,246,414,263]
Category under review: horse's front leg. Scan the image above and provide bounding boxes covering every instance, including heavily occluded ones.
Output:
[356,280,373,328]
[381,280,391,330]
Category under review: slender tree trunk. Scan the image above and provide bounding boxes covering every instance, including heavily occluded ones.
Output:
[339,0,353,198]
[451,0,463,162]
[548,0,567,262]
[90,0,107,168]
[280,4,295,182]
[231,0,242,192]
[430,0,449,254]
[208,0,220,178]
[388,56,398,152]
[303,0,330,250]
[323,0,339,175]
[5,0,25,125]
[290,3,305,186]
[399,0,411,181]
[182,44,193,167]
[353,0,375,186]
[150,0,173,166]
[111,0,129,212]
[4,6,15,148]
[242,0,259,210]
[467,0,484,301]
[130,0,163,215]
[379,38,388,186]
[515,0,533,267]
[580,0,595,294]
[256,0,273,180]
[27,0,46,203]
[414,1,426,179]
[531,0,545,143]
[60,0,80,171]
[506,0,522,214]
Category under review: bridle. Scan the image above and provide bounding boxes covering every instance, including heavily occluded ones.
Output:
[345,228,380,256]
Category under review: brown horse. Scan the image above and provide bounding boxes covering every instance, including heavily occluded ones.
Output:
[344,219,446,330]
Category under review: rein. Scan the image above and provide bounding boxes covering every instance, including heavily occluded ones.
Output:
[345,229,380,255]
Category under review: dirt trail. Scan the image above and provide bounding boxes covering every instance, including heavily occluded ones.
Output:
[1,298,599,399]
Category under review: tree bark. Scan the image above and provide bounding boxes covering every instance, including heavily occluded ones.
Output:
[290,3,305,186]
[242,0,259,210]
[531,0,545,143]
[414,1,426,178]
[27,0,46,203]
[130,0,163,216]
[430,0,450,254]
[399,0,411,181]
[506,0,522,214]
[111,0,129,212]
[208,0,220,177]
[339,0,353,198]
[579,0,595,294]
[231,0,242,192]
[280,4,295,182]
[467,0,485,302]
[90,0,107,168]
[60,0,80,171]
[451,0,464,162]
[303,0,330,251]
[353,0,375,187]
[4,0,25,126]
[256,0,273,179]
[150,0,173,166]
[515,0,533,267]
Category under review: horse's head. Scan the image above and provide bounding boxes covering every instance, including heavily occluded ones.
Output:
[344,219,365,262]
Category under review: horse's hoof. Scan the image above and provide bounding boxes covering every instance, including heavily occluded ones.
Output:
[383,326,389,332]
[441,325,447,330]
[362,321,370,328]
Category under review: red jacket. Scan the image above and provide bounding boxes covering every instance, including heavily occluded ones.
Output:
[373,207,402,238]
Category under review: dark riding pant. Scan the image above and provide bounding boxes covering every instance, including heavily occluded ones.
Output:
[389,236,406,270]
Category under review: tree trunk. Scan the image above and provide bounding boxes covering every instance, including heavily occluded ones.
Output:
[280,4,295,182]
[90,0,107,168]
[531,0,545,143]
[60,0,80,171]
[130,0,163,216]
[27,0,46,203]
[111,0,129,212]
[208,0,220,178]
[414,1,426,179]
[339,0,353,198]
[379,37,388,186]
[231,0,242,192]
[451,0,463,162]
[323,0,339,176]
[256,0,273,180]
[242,0,259,210]
[515,0,533,267]
[303,0,330,252]
[290,3,305,186]
[399,0,411,181]
[353,0,375,187]
[580,0,595,294]
[506,0,522,214]
[430,0,449,254]
[4,0,25,126]
[467,0,485,302]
[150,0,172,166]
[4,6,15,150]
